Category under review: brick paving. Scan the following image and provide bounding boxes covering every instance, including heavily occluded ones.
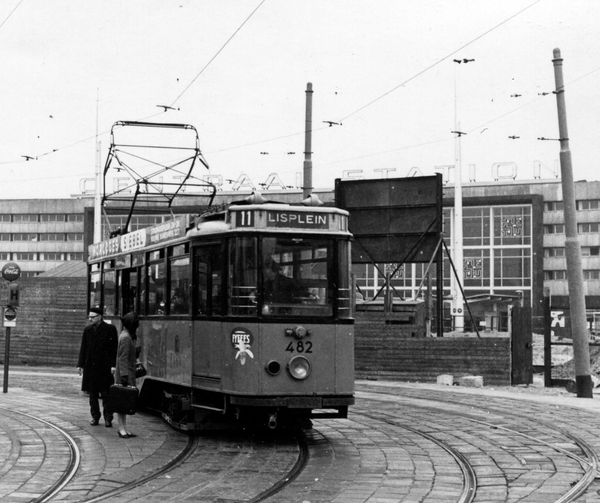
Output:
[3,367,600,502]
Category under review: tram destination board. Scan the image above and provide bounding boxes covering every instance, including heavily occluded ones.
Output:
[335,175,443,264]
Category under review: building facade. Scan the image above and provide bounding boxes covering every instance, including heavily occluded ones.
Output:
[1,178,599,335]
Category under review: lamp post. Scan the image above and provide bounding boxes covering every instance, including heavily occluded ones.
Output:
[452,58,474,332]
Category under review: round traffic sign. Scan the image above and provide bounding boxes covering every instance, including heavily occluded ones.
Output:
[4,307,17,321]
[2,262,21,282]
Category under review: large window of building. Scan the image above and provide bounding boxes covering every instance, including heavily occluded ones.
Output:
[578,223,600,233]
[582,247,600,257]
[12,214,38,222]
[544,201,564,212]
[464,208,490,246]
[584,270,600,280]
[544,224,565,234]
[577,200,600,210]
[40,233,65,241]
[41,214,66,222]
[14,252,36,260]
[545,270,567,280]
[12,233,38,241]
[494,206,531,246]
[545,248,565,257]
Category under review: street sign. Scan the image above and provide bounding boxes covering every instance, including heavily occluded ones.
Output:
[2,262,21,282]
[7,283,19,307]
[3,306,17,327]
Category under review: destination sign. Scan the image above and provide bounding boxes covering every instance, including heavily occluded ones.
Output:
[89,216,188,261]
[266,210,329,229]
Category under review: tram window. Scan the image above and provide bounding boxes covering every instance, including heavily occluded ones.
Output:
[89,265,101,310]
[120,269,138,315]
[104,266,117,316]
[228,237,257,316]
[260,237,333,316]
[194,245,224,316]
[170,255,190,314]
[337,240,351,319]
[147,261,166,315]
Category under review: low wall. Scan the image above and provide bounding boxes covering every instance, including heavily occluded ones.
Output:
[0,277,87,367]
[355,317,512,386]
[1,279,512,387]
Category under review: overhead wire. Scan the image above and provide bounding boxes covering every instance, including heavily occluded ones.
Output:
[2,1,266,169]
[0,0,23,31]
[338,0,543,123]
[169,0,267,108]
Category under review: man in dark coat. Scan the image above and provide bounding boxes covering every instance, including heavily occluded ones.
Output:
[77,307,118,427]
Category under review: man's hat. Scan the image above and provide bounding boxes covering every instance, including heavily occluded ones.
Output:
[89,307,103,316]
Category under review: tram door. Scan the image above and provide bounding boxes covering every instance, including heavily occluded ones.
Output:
[192,244,224,377]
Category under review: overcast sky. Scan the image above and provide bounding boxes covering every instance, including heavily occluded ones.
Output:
[1,0,599,199]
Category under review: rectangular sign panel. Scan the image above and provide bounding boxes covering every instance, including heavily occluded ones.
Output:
[88,216,188,261]
[335,175,442,264]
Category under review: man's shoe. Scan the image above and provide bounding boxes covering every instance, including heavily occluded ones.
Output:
[105,420,112,428]
[90,419,99,426]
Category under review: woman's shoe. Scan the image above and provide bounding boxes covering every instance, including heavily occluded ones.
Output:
[118,432,130,438]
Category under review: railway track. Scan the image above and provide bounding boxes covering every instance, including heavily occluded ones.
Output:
[0,407,81,503]
[4,369,600,502]
[352,387,600,502]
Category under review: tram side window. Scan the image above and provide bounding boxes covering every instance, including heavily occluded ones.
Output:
[89,265,101,309]
[194,245,224,316]
[103,264,116,316]
[120,269,138,315]
[147,259,166,315]
[170,254,190,314]
[228,237,257,316]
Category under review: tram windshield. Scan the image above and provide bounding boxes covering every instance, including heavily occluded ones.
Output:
[229,236,348,317]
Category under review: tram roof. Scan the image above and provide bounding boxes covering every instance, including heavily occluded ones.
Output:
[88,202,351,263]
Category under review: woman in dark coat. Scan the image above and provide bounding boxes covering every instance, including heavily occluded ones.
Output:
[115,312,138,438]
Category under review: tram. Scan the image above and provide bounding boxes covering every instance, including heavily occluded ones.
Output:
[87,197,355,430]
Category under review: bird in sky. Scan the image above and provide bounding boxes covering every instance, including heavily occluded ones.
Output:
[510,94,522,98]
[157,105,177,112]
[323,121,341,127]
[508,136,520,139]
[22,155,34,161]
[453,58,474,63]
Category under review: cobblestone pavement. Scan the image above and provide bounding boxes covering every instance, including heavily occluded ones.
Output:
[3,366,600,502]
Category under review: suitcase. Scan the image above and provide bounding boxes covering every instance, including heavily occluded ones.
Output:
[108,384,138,415]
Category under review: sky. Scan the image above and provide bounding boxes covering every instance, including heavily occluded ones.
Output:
[1,0,600,200]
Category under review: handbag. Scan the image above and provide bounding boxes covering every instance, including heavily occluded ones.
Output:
[135,361,147,378]
[108,384,138,415]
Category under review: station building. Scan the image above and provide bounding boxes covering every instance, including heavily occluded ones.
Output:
[1,177,599,335]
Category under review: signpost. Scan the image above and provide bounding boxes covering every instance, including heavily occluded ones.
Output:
[2,262,21,393]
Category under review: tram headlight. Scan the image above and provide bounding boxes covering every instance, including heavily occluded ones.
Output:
[287,356,311,380]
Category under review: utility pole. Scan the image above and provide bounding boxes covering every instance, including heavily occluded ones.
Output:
[94,88,102,243]
[303,82,313,198]
[552,48,592,398]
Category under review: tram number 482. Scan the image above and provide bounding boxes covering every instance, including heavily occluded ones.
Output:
[285,341,313,353]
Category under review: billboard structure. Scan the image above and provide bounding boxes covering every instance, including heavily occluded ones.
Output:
[335,175,444,335]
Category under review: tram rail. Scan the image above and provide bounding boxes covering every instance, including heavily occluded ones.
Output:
[0,407,81,503]
[356,387,599,502]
